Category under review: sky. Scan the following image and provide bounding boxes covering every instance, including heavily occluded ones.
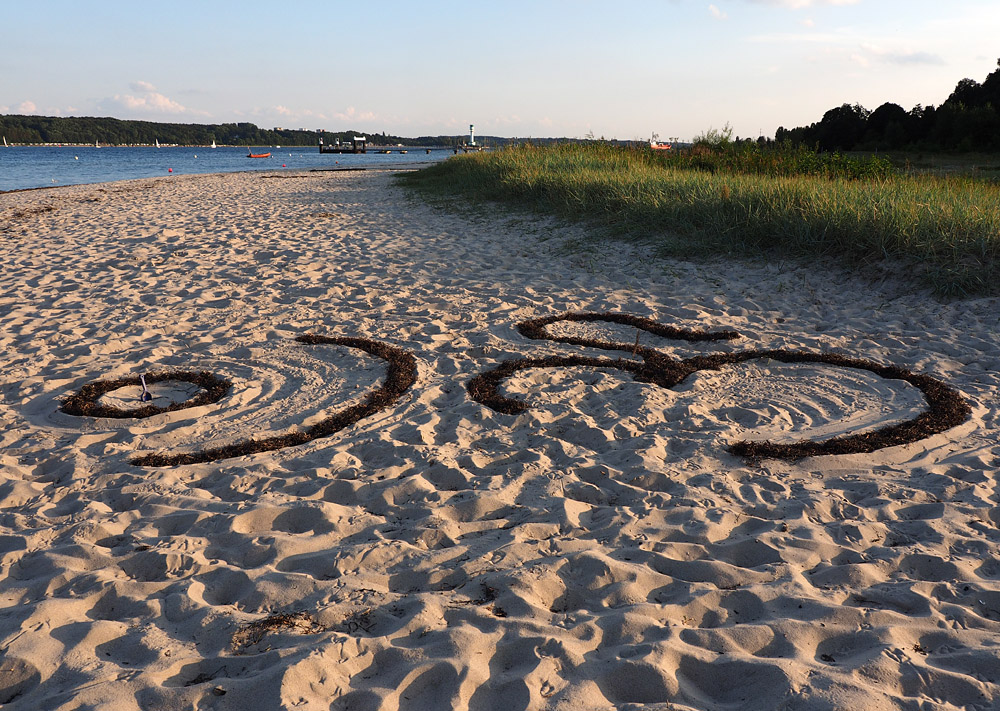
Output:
[2,0,999,141]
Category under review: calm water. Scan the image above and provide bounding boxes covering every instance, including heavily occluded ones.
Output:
[0,145,448,192]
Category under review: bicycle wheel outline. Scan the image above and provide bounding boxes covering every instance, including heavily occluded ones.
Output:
[61,335,418,467]
[468,312,971,461]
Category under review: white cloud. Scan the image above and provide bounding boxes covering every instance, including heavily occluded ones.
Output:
[709,4,729,20]
[745,0,859,7]
[334,106,377,123]
[235,105,334,127]
[811,42,945,67]
[859,44,944,66]
[747,30,854,44]
[748,29,945,66]
[116,92,189,113]
[490,115,524,126]
[17,100,37,114]
[297,108,328,120]
[95,80,211,117]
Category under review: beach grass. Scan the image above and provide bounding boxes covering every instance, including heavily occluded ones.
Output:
[399,142,1000,297]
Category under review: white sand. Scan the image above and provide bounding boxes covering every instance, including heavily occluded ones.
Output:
[0,169,998,710]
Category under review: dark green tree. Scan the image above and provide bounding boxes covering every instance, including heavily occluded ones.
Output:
[815,103,870,151]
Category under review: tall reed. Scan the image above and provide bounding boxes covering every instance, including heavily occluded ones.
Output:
[399,143,999,296]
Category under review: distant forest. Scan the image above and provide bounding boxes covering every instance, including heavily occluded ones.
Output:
[0,115,510,148]
[777,61,1000,152]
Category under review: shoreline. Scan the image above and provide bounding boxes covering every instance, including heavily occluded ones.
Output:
[1,170,998,709]
[0,163,433,195]
[0,145,448,193]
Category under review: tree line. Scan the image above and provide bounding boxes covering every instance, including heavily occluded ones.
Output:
[0,115,512,147]
[776,61,1000,152]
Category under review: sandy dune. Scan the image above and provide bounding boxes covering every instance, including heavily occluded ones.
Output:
[0,169,998,710]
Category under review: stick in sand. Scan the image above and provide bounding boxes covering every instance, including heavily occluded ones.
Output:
[139,374,153,402]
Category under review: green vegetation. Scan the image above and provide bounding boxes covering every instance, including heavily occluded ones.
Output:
[0,115,326,146]
[0,114,506,147]
[658,141,895,181]
[399,141,1000,297]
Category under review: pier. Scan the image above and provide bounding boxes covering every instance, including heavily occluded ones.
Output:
[319,135,368,154]
[318,124,488,156]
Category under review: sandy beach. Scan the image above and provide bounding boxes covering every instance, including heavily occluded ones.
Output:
[1,168,999,710]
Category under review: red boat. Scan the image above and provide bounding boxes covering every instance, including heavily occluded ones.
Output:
[247,152,271,158]
[649,141,672,151]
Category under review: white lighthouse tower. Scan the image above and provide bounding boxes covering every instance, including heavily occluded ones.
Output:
[469,124,476,146]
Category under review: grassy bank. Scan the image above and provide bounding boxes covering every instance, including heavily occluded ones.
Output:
[398,142,1000,297]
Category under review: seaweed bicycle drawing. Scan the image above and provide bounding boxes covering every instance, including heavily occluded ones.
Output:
[59,312,972,467]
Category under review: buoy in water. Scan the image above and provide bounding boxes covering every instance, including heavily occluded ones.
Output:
[74,156,78,160]
[168,168,173,173]
[282,164,286,167]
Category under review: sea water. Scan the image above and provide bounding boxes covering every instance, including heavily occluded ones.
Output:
[0,145,448,192]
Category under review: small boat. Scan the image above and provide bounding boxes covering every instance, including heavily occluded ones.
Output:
[211,139,217,149]
[649,140,672,151]
[247,152,271,158]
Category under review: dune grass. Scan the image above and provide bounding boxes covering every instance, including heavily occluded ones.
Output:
[398,142,1000,297]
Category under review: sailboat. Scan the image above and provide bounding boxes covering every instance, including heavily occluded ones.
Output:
[155,139,160,148]
[95,140,99,148]
[2,136,7,147]
[211,139,217,149]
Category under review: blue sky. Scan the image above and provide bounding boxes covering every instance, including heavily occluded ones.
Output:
[3,0,998,140]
